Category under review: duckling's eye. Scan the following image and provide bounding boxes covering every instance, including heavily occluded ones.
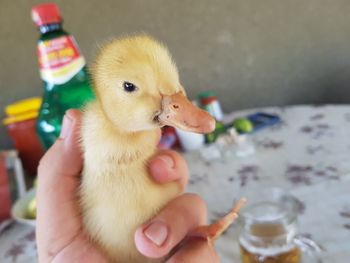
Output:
[123,81,137,93]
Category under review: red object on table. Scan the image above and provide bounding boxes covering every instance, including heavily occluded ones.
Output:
[158,126,180,150]
[6,119,45,176]
[0,155,11,221]
[3,98,45,176]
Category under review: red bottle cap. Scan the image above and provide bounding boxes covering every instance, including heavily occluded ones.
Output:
[201,96,216,105]
[31,3,62,26]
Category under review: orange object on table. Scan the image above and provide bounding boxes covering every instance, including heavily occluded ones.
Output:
[3,98,45,176]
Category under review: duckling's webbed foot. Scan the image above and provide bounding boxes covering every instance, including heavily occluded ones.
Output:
[190,198,246,242]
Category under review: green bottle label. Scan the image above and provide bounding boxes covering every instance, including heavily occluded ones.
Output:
[37,35,85,84]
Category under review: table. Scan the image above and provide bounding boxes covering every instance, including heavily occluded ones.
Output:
[1,105,350,262]
[186,105,350,263]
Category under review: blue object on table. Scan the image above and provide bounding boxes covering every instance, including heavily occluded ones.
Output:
[247,112,281,132]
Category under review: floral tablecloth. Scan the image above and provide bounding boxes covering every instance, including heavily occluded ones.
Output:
[186,105,350,263]
[1,105,350,262]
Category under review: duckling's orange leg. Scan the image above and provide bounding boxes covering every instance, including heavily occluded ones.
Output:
[191,198,246,242]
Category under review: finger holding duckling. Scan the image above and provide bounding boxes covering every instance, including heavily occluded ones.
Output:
[135,193,207,259]
[148,150,188,189]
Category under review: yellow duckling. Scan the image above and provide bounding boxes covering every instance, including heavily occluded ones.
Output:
[80,35,242,262]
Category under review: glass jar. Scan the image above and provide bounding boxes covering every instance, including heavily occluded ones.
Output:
[237,188,322,263]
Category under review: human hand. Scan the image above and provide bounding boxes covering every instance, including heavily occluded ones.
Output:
[36,109,219,263]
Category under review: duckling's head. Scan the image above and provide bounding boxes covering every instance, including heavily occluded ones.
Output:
[92,35,215,134]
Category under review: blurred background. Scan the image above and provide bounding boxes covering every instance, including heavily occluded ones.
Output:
[1,3,350,262]
[1,0,350,148]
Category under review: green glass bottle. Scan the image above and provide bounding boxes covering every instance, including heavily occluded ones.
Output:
[31,3,95,149]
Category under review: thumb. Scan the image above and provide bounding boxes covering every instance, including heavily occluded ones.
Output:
[39,109,83,178]
[36,109,84,261]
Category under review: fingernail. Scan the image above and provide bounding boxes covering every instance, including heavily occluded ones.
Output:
[144,221,168,246]
[59,114,73,139]
[156,155,174,169]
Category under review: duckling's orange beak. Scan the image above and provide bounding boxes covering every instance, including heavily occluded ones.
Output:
[158,92,216,134]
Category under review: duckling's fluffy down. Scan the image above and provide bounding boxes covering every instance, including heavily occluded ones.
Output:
[80,35,182,262]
